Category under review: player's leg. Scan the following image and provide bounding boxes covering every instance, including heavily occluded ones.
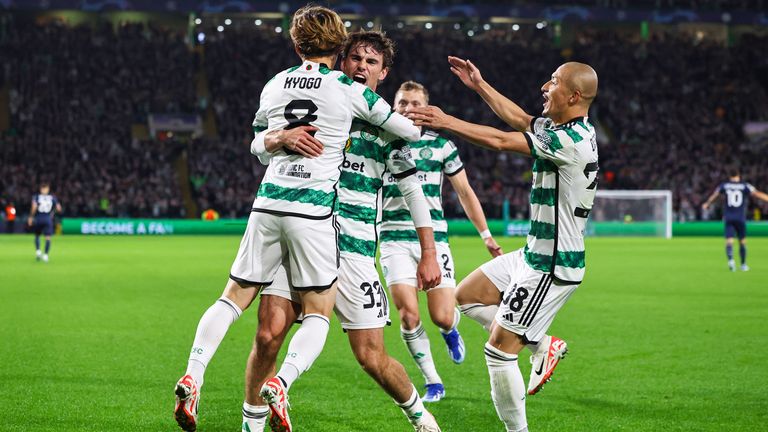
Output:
[390,282,444,401]
[455,264,504,331]
[724,221,736,271]
[427,244,465,365]
[486,324,529,432]
[383,243,444,400]
[737,221,748,271]
[175,212,281,431]
[33,223,42,260]
[348,329,440,431]
[260,215,338,431]
[243,278,300,432]
[337,256,440,431]
[43,234,52,262]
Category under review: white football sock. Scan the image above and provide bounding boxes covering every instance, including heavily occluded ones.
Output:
[401,323,441,385]
[459,303,498,332]
[438,308,460,334]
[484,343,528,432]
[527,335,549,356]
[242,402,269,432]
[396,385,428,425]
[185,297,242,387]
[276,313,330,391]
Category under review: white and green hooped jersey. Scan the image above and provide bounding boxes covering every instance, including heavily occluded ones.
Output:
[251,60,417,219]
[337,120,417,260]
[523,116,599,284]
[379,131,463,244]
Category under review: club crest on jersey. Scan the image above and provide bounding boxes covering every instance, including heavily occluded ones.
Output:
[361,126,379,142]
[419,147,433,159]
[345,138,352,152]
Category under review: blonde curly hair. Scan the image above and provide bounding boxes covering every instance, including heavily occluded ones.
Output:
[290,5,347,58]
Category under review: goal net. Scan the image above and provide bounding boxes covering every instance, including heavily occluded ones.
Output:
[587,190,673,238]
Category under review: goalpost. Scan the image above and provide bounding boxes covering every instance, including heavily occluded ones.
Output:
[588,190,673,238]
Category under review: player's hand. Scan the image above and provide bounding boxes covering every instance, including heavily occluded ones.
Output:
[27,217,32,227]
[416,249,442,291]
[702,203,709,210]
[484,237,503,257]
[448,56,484,92]
[407,106,453,130]
[276,126,323,158]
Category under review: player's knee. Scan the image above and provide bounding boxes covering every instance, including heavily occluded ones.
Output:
[399,310,421,330]
[255,326,284,356]
[429,309,454,330]
[355,348,386,377]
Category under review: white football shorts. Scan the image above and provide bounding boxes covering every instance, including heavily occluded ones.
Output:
[260,264,301,304]
[334,256,390,330]
[230,211,339,290]
[480,248,579,344]
[379,241,456,289]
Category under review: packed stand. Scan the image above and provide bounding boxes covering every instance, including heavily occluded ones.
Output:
[0,17,194,219]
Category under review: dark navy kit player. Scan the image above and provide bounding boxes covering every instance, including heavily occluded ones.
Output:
[703,170,768,271]
[27,182,62,263]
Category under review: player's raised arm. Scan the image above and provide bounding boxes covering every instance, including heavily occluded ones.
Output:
[750,188,768,203]
[447,56,533,132]
[408,105,530,155]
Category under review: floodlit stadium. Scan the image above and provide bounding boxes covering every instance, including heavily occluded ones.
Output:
[1,1,767,431]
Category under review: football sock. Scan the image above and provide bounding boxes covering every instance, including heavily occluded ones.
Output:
[438,308,460,334]
[242,402,269,432]
[739,244,747,264]
[185,297,242,387]
[485,343,528,432]
[526,335,550,355]
[44,239,51,254]
[726,244,733,261]
[277,313,330,391]
[34,236,40,250]
[401,323,441,384]
[396,385,427,425]
[459,303,498,332]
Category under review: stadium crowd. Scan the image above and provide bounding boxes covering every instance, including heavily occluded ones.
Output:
[1,15,767,223]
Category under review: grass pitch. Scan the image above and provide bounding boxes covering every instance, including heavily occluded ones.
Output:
[1,234,766,431]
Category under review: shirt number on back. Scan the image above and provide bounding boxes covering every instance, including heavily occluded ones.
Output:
[725,189,743,207]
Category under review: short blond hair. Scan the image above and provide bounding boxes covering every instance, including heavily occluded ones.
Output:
[290,5,347,58]
[397,80,429,104]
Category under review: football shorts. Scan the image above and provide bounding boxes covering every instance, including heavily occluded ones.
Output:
[334,256,390,330]
[230,211,338,290]
[379,241,456,289]
[480,248,579,344]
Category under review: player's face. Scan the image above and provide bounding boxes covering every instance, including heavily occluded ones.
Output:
[341,43,388,91]
[394,89,428,115]
[40,186,50,194]
[541,66,571,118]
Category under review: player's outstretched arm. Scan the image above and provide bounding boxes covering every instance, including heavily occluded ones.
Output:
[447,56,533,132]
[751,189,768,203]
[408,106,530,155]
[702,190,720,210]
[447,170,503,257]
